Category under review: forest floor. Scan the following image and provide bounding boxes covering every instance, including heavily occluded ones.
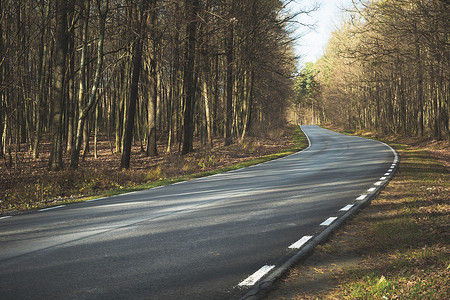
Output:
[266,127,449,300]
[0,125,306,216]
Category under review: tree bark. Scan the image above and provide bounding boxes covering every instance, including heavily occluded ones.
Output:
[120,2,147,169]
[202,75,213,147]
[48,0,68,170]
[71,0,108,169]
[224,0,235,146]
[146,0,158,157]
[0,0,4,159]
[181,0,199,154]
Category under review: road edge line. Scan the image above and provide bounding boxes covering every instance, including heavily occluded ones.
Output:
[239,127,399,300]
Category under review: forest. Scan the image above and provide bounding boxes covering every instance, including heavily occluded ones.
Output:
[1,0,448,211]
[295,0,449,140]
[0,0,299,171]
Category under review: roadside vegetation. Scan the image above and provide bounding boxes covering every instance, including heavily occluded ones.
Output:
[271,0,449,298]
[293,0,448,141]
[268,129,449,300]
[0,126,308,215]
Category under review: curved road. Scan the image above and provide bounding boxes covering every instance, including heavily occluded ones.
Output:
[0,125,396,299]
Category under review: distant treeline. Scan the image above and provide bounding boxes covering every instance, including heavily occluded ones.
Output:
[295,0,449,139]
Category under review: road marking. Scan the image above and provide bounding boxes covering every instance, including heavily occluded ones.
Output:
[289,235,313,249]
[0,216,12,220]
[356,194,367,201]
[368,187,376,192]
[374,181,382,186]
[86,197,107,202]
[238,265,275,287]
[388,168,393,172]
[320,217,337,226]
[39,205,65,212]
[301,126,312,150]
[384,173,390,176]
[380,177,387,180]
[340,204,354,212]
[172,181,186,185]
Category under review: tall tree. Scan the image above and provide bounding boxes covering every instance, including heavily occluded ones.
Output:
[70,0,109,169]
[146,0,158,157]
[224,0,235,146]
[181,0,200,154]
[48,0,69,170]
[120,1,148,169]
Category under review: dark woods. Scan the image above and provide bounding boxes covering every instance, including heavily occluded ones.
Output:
[0,0,298,170]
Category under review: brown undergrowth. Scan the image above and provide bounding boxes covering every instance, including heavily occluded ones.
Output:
[1,126,304,215]
[267,128,449,300]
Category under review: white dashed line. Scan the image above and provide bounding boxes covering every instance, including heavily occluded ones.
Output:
[356,194,367,201]
[384,173,390,176]
[374,181,382,186]
[0,216,12,220]
[86,197,107,202]
[289,235,313,249]
[339,204,354,212]
[238,265,275,287]
[368,187,376,192]
[388,169,393,172]
[380,177,387,180]
[38,205,65,212]
[320,217,337,226]
[172,181,185,185]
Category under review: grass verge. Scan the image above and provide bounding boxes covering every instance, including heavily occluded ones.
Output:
[268,132,449,300]
[1,126,308,214]
[93,126,308,198]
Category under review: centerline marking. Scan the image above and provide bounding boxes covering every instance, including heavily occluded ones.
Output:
[238,265,275,287]
[39,205,65,212]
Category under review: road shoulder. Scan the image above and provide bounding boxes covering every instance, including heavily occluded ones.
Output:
[266,138,449,299]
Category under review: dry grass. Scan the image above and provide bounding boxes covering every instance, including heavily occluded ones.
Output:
[1,126,306,215]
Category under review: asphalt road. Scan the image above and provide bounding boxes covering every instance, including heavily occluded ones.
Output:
[0,125,396,299]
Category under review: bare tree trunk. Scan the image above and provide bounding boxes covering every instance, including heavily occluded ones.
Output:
[32,0,50,159]
[146,0,158,157]
[71,0,108,169]
[182,0,199,154]
[146,61,158,156]
[0,0,4,159]
[224,0,235,146]
[121,2,147,169]
[240,69,253,141]
[202,75,213,147]
[94,102,99,159]
[49,0,68,170]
